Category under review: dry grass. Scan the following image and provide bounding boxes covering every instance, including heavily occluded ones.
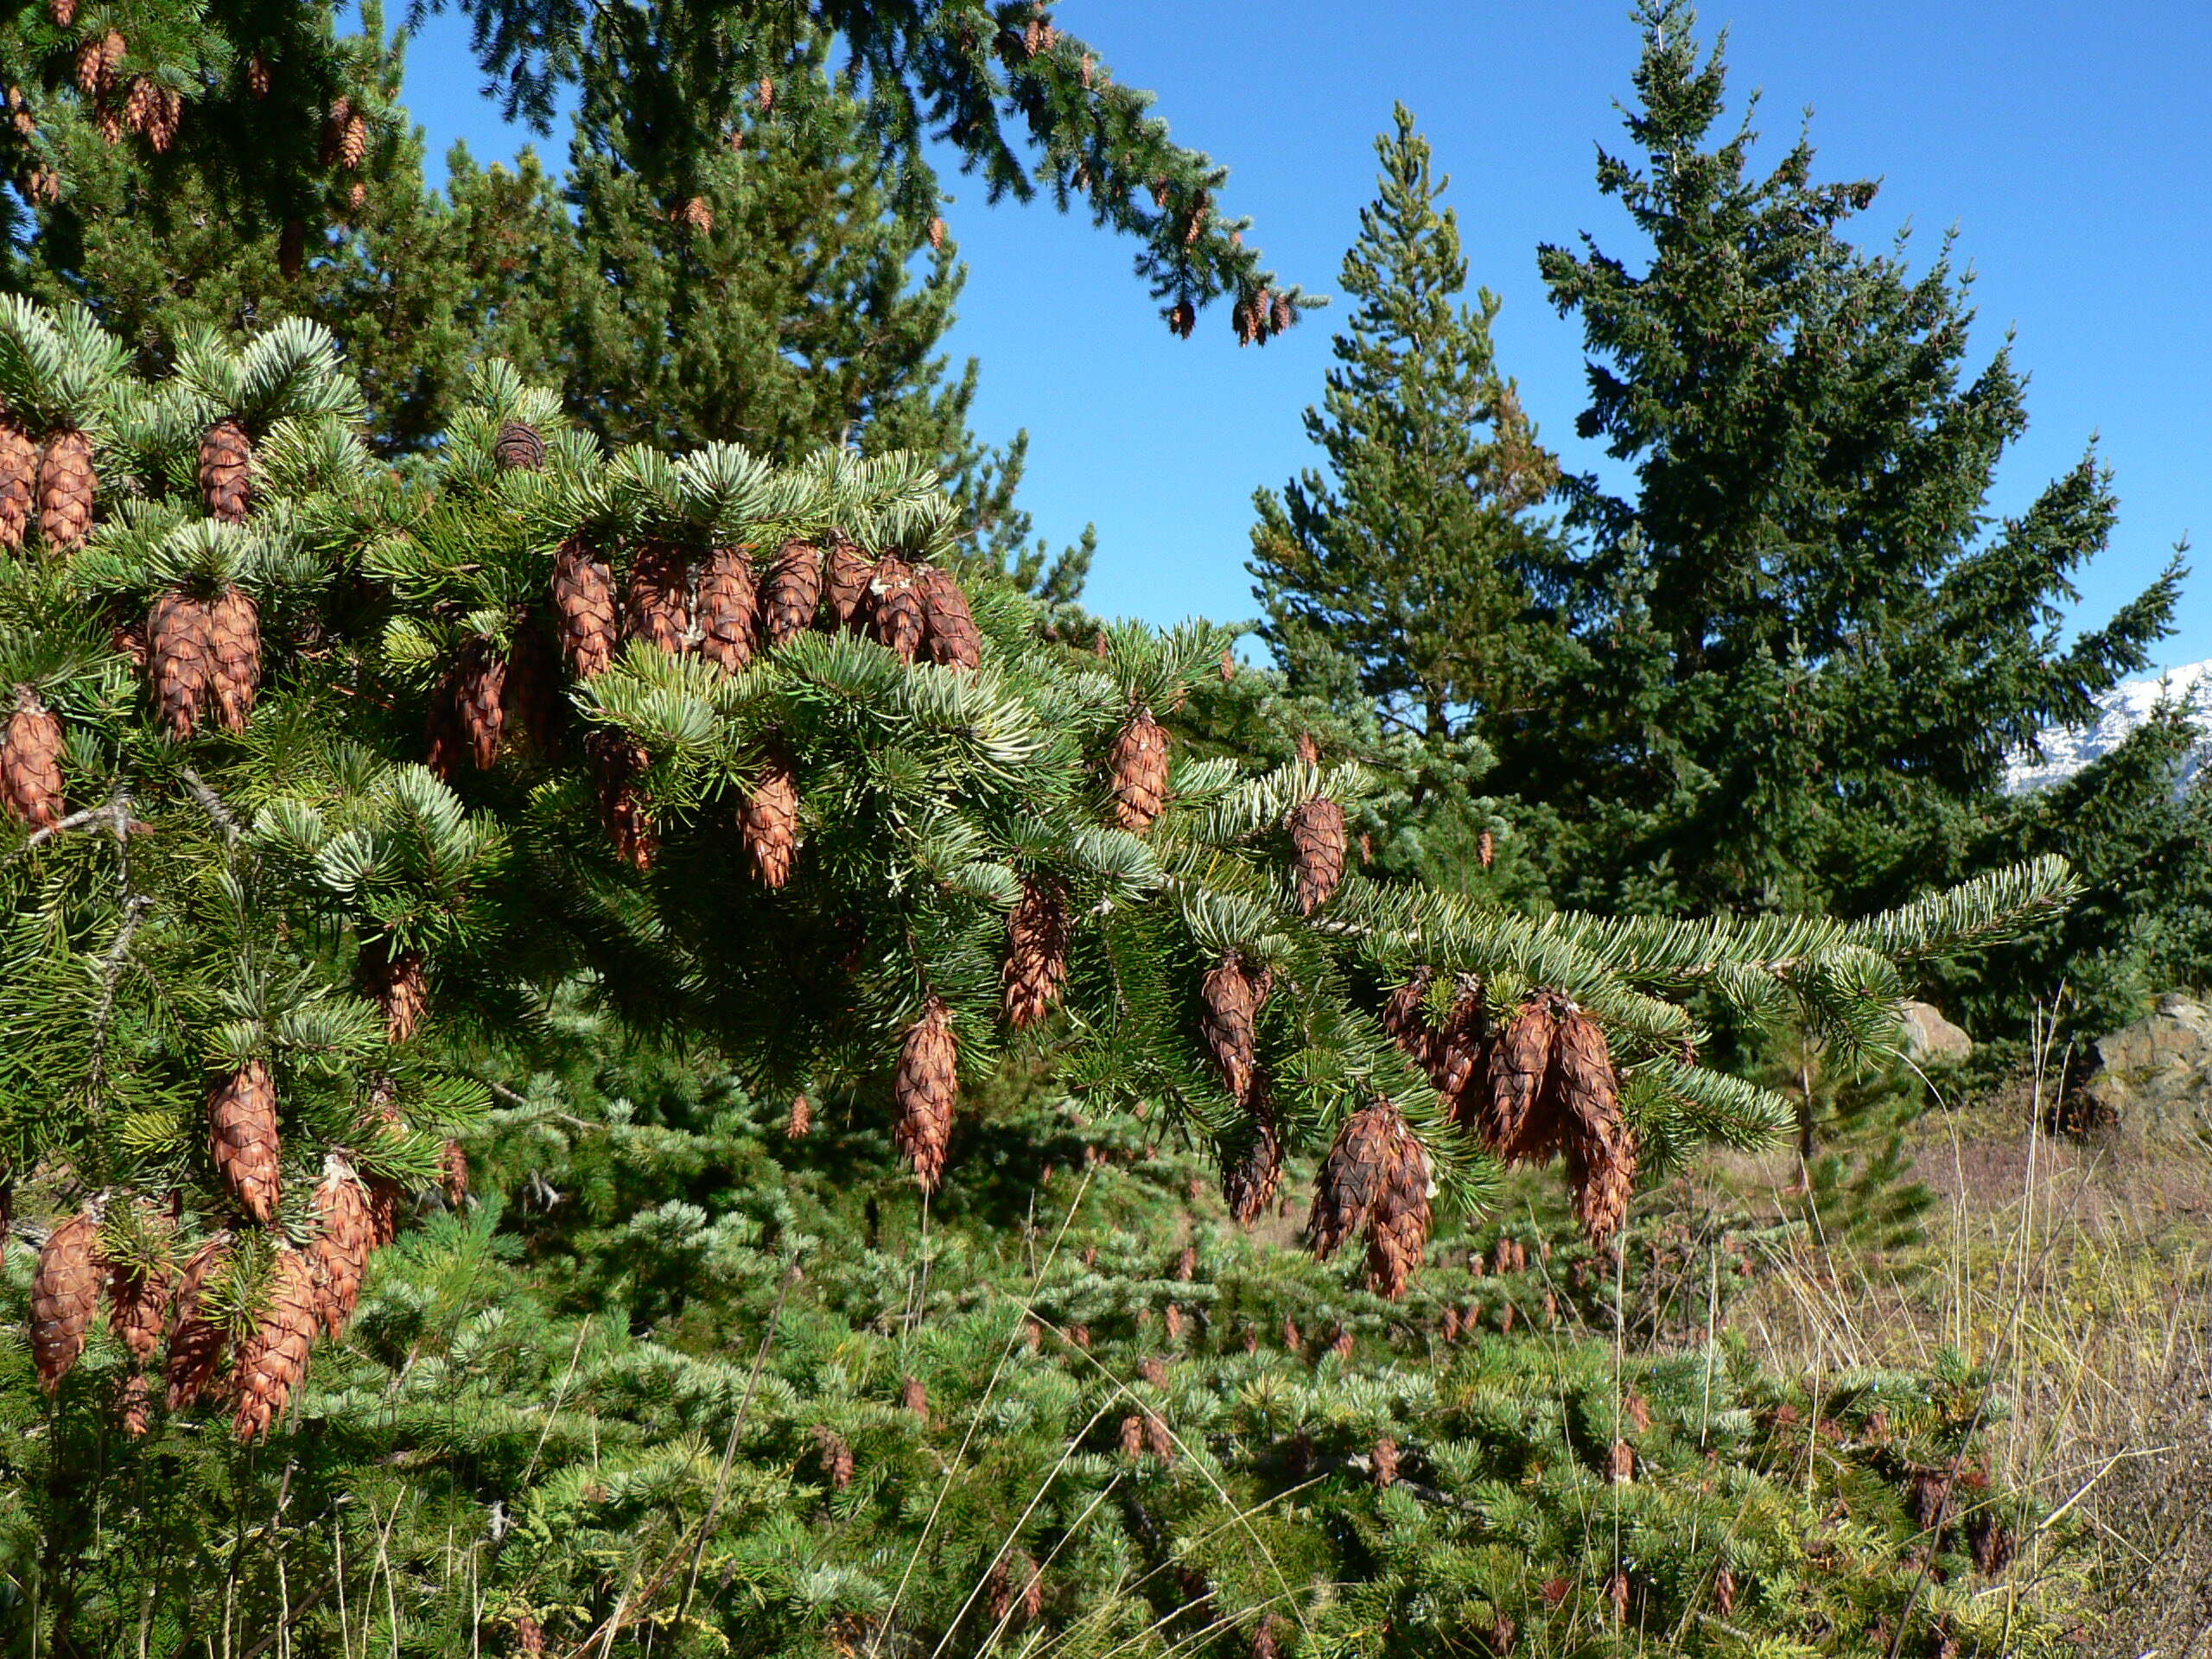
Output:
[1696,1054,2212,1659]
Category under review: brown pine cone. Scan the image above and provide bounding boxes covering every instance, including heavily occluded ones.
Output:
[739,749,798,887]
[902,1374,929,1421]
[552,537,619,679]
[585,728,656,871]
[452,634,509,770]
[1001,877,1070,1028]
[867,555,925,663]
[1566,1104,1637,1249]
[514,1613,546,1656]
[207,584,260,732]
[815,1424,855,1488]
[245,51,270,96]
[1220,1092,1281,1224]
[696,544,758,671]
[1364,1117,1431,1300]
[334,106,369,169]
[119,1369,154,1436]
[438,1139,469,1206]
[31,1211,103,1391]
[1143,1411,1174,1460]
[785,1094,812,1139]
[231,1247,318,1441]
[760,537,823,646]
[625,538,691,654]
[163,1236,230,1409]
[309,1156,375,1336]
[502,607,566,760]
[48,0,76,26]
[1431,977,1490,1107]
[0,416,35,549]
[107,1249,172,1365]
[2,684,65,829]
[1372,1435,1400,1488]
[1286,795,1346,915]
[823,534,873,630]
[894,996,958,1192]
[1199,951,1266,1104]
[1380,968,1437,1071]
[493,419,545,473]
[198,417,253,521]
[1486,1001,1560,1161]
[1306,1099,1400,1262]
[210,1059,281,1223]
[917,563,982,670]
[148,588,215,737]
[1108,709,1169,831]
[37,427,95,550]
[1118,1412,1144,1459]
[358,932,427,1043]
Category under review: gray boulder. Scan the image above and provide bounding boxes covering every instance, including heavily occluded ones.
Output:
[2081,994,2212,1144]
[1898,1001,1973,1064]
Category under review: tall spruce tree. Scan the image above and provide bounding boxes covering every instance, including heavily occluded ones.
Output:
[1249,107,1566,893]
[1516,0,2181,916]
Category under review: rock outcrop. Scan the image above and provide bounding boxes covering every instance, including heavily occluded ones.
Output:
[2080,994,2212,1144]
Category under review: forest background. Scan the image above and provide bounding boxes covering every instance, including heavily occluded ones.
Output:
[0,0,2206,1654]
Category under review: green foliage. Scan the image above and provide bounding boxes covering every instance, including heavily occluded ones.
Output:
[1508,0,2180,919]
[1248,106,1565,898]
[0,1058,2078,1655]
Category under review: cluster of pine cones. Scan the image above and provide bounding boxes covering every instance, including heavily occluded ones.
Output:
[27,938,457,1440]
[1383,972,1637,1245]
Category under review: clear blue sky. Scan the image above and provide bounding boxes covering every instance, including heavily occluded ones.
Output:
[387,0,2211,671]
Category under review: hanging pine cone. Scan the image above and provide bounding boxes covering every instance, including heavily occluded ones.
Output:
[245,51,270,96]
[1143,1410,1173,1460]
[823,534,873,630]
[1107,709,1170,831]
[1118,1413,1144,1459]
[437,634,507,772]
[1558,1008,1636,1246]
[894,997,958,1192]
[1286,794,1346,915]
[441,1140,469,1206]
[2,684,65,830]
[309,1156,374,1336]
[785,1094,812,1139]
[1380,968,1437,1071]
[358,932,427,1042]
[814,1425,855,1488]
[1199,950,1267,1104]
[585,728,656,870]
[231,1247,318,1441]
[36,427,94,550]
[207,583,260,732]
[1001,876,1070,1028]
[1430,976,1489,1108]
[1220,1093,1282,1224]
[31,1211,102,1391]
[552,537,619,679]
[147,588,216,737]
[514,1613,546,1657]
[48,0,74,25]
[918,563,982,670]
[0,416,34,550]
[696,543,758,671]
[1307,1099,1401,1262]
[211,1059,281,1223]
[1486,999,1563,1161]
[1163,1302,1185,1342]
[761,537,823,646]
[493,418,545,473]
[625,538,691,653]
[902,1374,929,1421]
[502,607,565,760]
[1365,1117,1432,1299]
[867,554,926,662]
[198,417,253,521]
[738,749,798,887]
[107,1250,171,1367]
[163,1235,230,1409]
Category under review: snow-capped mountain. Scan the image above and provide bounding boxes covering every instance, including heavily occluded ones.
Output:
[2004,659,2212,794]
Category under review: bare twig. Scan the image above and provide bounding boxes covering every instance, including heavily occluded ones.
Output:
[177,766,244,845]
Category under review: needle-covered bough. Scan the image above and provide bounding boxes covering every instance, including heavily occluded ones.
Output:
[0,301,2073,1440]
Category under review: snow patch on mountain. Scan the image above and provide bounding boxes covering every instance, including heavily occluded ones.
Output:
[2004,660,2212,794]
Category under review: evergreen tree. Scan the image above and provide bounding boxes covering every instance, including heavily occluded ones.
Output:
[1518,0,2181,917]
[1248,107,1566,894]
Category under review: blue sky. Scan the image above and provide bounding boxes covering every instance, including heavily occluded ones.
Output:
[389,0,2211,671]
